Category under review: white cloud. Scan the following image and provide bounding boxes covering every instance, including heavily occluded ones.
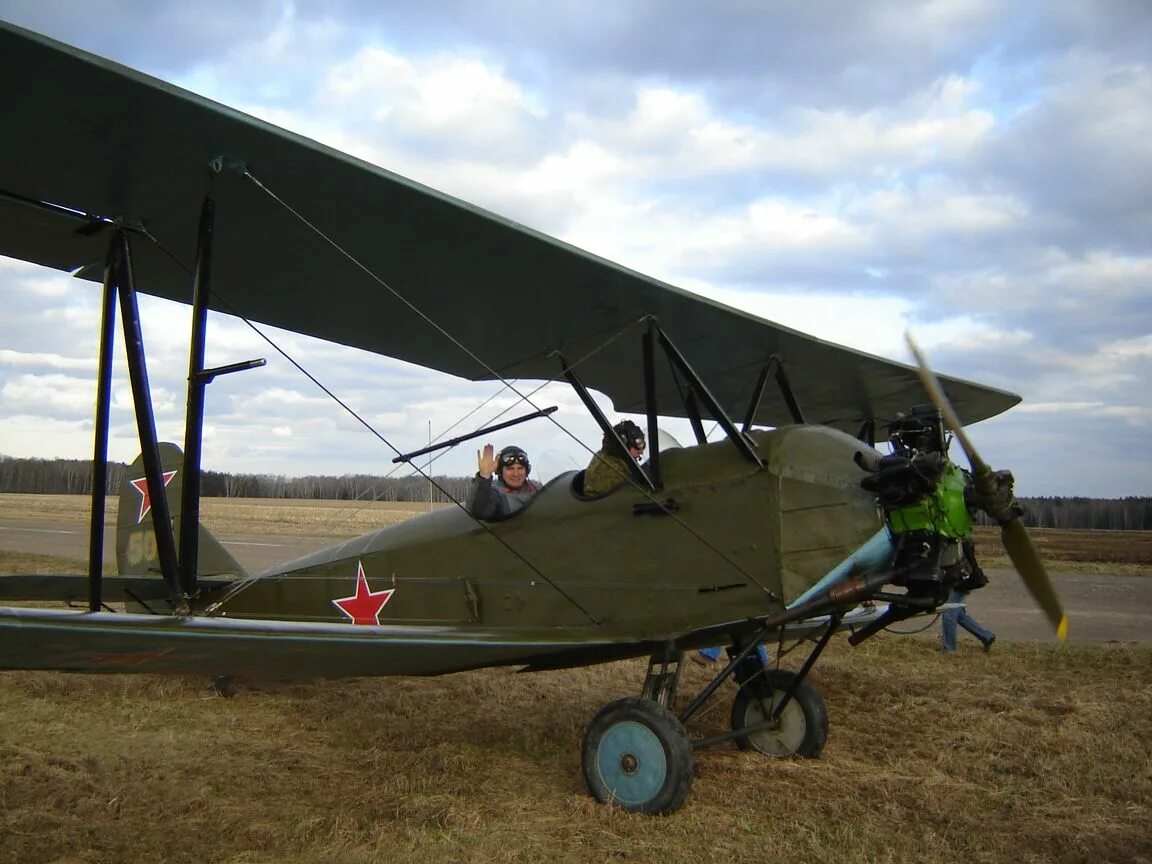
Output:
[1,373,97,415]
[0,5,1150,496]
[0,349,95,372]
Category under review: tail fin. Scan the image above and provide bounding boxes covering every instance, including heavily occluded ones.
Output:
[117,443,249,583]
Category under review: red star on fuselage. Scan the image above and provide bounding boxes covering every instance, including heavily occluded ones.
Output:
[332,562,395,625]
[129,470,178,524]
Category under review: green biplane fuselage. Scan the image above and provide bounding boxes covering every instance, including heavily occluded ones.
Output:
[87,426,881,679]
[219,427,878,631]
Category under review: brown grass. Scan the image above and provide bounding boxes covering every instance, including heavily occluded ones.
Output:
[2,496,1151,862]
[970,525,1151,575]
[1,641,1149,863]
[0,493,440,539]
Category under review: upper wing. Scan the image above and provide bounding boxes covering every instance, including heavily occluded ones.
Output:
[0,21,1019,430]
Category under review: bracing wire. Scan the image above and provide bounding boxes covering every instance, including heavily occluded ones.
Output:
[224,308,601,623]
[241,169,779,599]
[134,171,782,606]
[127,222,600,623]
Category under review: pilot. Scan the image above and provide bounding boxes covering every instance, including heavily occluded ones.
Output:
[583,420,645,496]
[468,443,542,521]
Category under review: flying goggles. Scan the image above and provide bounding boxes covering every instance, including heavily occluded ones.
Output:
[499,448,530,468]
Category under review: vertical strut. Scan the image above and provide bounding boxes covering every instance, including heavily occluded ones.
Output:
[770,611,842,720]
[684,391,707,444]
[774,361,805,424]
[180,195,215,600]
[741,357,777,433]
[641,321,662,489]
[116,231,182,605]
[559,353,655,491]
[657,328,764,467]
[87,241,119,610]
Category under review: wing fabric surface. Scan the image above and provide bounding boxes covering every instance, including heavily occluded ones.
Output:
[0,22,1019,429]
[0,603,894,678]
[0,607,638,677]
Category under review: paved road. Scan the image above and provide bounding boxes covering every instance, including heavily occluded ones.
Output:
[2,517,1148,645]
[0,519,331,573]
[963,567,1150,645]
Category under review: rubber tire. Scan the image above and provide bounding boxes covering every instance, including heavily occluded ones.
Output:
[582,697,694,814]
[730,670,828,758]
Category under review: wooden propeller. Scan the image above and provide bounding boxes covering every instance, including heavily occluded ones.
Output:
[905,334,1068,641]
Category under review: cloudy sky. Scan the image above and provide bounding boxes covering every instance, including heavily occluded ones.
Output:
[0,1,1149,496]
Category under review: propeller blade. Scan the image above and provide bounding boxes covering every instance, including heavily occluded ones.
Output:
[904,333,1068,640]
[1000,519,1069,641]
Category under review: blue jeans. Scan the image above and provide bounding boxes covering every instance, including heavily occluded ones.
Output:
[697,644,770,664]
[941,589,995,651]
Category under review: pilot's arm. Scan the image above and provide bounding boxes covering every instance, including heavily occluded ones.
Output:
[468,444,510,521]
[468,474,503,520]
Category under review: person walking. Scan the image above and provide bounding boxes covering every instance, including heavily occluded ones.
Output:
[941,581,995,654]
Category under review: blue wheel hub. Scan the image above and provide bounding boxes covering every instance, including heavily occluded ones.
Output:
[594,720,667,805]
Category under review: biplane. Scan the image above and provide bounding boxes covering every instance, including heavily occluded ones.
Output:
[0,21,1065,814]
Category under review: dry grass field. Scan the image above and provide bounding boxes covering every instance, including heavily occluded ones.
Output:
[971,525,1152,575]
[0,493,441,538]
[1,496,1150,863]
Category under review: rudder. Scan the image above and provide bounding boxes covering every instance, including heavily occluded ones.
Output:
[116,443,248,584]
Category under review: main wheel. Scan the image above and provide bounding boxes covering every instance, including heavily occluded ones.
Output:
[730,670,828,758]
[582,697,693,814]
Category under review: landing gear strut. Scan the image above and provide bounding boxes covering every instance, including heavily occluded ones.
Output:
[581,617,841,813]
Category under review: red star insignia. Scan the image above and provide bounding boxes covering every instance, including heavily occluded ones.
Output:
[129,470,178,524]
[332,562,395,625]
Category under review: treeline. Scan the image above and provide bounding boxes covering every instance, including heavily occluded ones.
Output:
[0,455,116,496]
[1,454,1150,529]
[198,470,473,503]
[0,454,472,504]
[1003,497,1152,532]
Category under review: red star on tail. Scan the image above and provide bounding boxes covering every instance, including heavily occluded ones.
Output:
[332,562,395,625]
[129,470,177,524]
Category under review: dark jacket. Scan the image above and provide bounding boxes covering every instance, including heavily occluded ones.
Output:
[468,473,542,521]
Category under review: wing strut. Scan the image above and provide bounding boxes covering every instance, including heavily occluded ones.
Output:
[740,358,775,434]
[559,354,656,491]
[179,194,213,601]
[114,230,183,606]
[774,358,805,424]
[178,188,265,601]
[740,356,805,433]
[641,322,662,489]
[656,327,764,468]
[87,236,119,610]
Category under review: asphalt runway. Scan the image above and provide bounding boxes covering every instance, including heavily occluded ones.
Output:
[2,516,1148,646]
[0,519,331,573]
